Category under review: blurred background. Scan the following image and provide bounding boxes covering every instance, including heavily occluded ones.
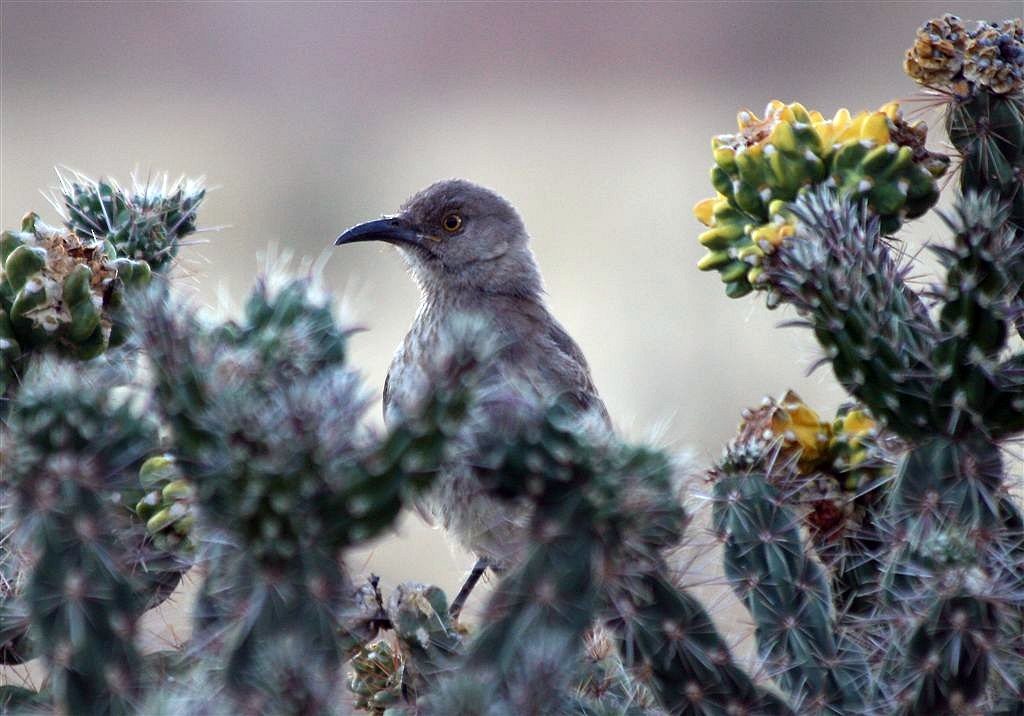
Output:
[3,0,1021,688]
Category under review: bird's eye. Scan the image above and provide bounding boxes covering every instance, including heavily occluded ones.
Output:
[441,212,463,233]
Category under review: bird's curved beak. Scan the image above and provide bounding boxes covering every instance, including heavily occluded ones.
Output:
[334,216,422,249]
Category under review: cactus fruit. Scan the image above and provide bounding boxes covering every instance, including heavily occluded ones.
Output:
[904,14,971,88]
[0,213,151,394]
[694,100,949,297]
[61,172,205,272]
[385,582,462,704]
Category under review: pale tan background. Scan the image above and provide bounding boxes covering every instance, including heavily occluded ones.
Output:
[2,0,1022,693]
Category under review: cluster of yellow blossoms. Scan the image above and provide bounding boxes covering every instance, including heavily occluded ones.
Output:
[693,100,947,298]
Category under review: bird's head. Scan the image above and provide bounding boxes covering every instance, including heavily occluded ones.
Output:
[335,179,542,298]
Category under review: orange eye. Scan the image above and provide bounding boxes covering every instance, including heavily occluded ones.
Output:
[442,212,463,233]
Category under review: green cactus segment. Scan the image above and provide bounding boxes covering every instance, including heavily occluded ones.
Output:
[5,363,158,715]
[0,213,151,384]
[139,275,483,711]
[612,571,792,716]
[0,307,20,397]
[215,277,349,376]
[572,629,658,714]
[349,639,404,714]
[893,592,998,715]
[694,101,948,298]
[0,550,35,667]
[931,194,1024,437]
[713,473,867,712]
[454,493,601,710]
[196,547,351,715]
[388,583,462,700]
[994,353,1024,434]
[761,189,942,439]
[139,278,355,562]
[62,173,205,272]
[947,91,1024,233]
[887,438,1004,557]
[459,400,782,714]
[134,455,196,554]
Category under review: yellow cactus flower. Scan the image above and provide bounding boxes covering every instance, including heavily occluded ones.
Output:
[839,409,876,443]
[693,196,719,227]
[750,219,795,251]
[773,390,832,468]
[695,98,947,299]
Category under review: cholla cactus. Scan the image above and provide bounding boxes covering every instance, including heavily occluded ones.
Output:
[1,170,203,403]
[2,362,158,714]
[694,100,949,297]
[133,274,482,712]
[3,11,1021,716]
[0,213,151,395]
[695,12,1024,714]
[60,171,206,272]
[132,454,196,554]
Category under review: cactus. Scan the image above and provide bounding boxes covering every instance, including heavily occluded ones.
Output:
[349,638,404,713]
[132,454,196,555]
[693,100,949,297]
[130,274,483,712]
[2,11,1022,716]
[0,170,203,403]
[2,361,158,715]
[60,171,206,272]
[0,213,151,397]
[693,12,1024,713]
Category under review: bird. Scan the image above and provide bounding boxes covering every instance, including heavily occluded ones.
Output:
[335,179,610,615]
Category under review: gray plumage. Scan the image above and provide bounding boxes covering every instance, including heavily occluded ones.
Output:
[336,179,609,567]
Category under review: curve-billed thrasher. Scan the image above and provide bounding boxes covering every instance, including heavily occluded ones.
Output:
[335,179,609,612]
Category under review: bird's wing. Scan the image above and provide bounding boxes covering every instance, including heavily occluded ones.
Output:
[492,308,611,429]
[541,319,611,426]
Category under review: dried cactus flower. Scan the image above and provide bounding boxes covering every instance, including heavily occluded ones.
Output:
[905,15,1024,95]
[0,212,150,391]
[904,14,968,86]
[720,389,831,473]
[694,100,948,298]
[715,390,893,547]
[963,20,1024,94]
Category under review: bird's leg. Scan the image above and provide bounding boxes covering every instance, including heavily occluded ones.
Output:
[449,557,489,620]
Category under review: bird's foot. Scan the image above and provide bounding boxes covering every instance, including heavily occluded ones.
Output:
[449,557,489,620]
